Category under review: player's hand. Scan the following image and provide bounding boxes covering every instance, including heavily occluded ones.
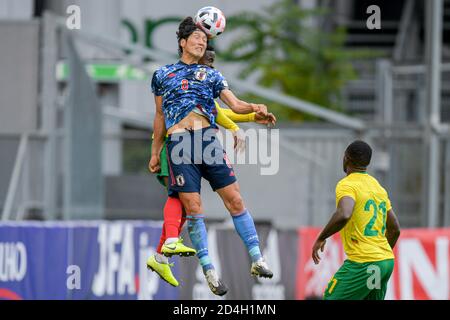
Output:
[312,238,326,265]
[233,129,246,153]
[255,112,277,127]
[252,104,268,117]
[149,155,161,173]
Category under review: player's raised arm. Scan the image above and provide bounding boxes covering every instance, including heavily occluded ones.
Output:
[218,106,277,127]
[385,209,401,249]
[219,89,268,116]
[312,196,355,264]
[149,95,166,173]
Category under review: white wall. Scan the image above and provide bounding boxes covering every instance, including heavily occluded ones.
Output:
[0,0,33,20]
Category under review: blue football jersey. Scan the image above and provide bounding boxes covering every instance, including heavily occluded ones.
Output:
[151,60,229,129]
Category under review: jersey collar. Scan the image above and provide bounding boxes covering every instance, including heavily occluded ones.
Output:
[177,60,199,66]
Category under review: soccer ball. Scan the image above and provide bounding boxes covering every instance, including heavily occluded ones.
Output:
[194,6,226,39]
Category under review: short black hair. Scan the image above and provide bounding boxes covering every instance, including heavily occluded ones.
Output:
[176,17,207,56]
[206,44,215,52]
[345,140,372,168]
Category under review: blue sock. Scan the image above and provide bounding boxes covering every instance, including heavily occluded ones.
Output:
[232,209,262,262]
[187,214,214,273]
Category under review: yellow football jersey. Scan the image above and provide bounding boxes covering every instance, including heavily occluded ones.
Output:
[335,172,395,263]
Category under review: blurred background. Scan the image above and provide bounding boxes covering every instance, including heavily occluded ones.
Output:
[0,0,449,300]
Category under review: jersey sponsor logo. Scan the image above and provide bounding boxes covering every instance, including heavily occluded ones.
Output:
[176,174,185,187]
[168,73,176,78]
[181,79,189,91]
[195,68,207,81]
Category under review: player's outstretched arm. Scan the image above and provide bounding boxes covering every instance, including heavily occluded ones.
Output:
[215,104,240,131]
[219,89,268,116]
[149,95,166,173]
[219,106,277,127]
[312,197,355,264]
[386,209,401,249]
[218,106,254,123]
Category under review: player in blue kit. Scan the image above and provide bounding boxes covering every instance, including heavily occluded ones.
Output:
[149,17,273,296]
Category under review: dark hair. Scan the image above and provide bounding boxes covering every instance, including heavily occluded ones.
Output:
[206,44,215,52]
[345,140,372,168]
[176,16,207,56]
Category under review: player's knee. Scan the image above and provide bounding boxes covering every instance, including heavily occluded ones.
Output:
[227,194,244,214]
[183,198,202,214]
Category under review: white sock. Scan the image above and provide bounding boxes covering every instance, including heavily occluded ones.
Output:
[155,253,169,264]
[164,237,178,245]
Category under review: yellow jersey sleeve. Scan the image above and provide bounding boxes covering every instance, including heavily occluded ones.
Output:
[215,102,240,132]
[218,106,256,123]
[386,195,392,211]
[335,182,357,206]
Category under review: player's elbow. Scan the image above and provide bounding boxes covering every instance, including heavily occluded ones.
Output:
[155,108,164,117]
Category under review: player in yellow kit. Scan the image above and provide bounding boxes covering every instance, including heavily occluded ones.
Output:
[312,140,401,300]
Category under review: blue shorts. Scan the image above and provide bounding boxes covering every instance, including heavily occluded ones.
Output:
[166,126,237,195]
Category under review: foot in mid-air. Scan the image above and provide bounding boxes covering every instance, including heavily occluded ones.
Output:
[205,269,228,296]
[162,238,197,257]
[251,257,273,279]
[146,255,179,287]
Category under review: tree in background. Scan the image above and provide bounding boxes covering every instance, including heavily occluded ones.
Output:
[220,0,380,121]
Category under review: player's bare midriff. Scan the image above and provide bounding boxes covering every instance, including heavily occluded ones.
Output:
[167,111,211,134]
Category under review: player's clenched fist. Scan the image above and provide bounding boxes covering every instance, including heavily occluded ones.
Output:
[149,155,161,173]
